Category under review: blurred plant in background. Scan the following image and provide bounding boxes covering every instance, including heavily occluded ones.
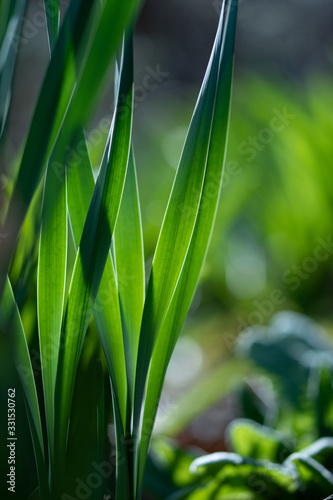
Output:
[144,312,333,499]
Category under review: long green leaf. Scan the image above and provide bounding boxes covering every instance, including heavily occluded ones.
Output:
[54,32,134,487]
[0,277,48,498]
[190,452,298,496]
[134,0,237,492]
[37,159,67,466]
[114,148,145,401]
[134,0,228,425]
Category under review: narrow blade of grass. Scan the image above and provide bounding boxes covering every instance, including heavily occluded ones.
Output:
[135,0,238,491]
[114,148,145,402]
[54,32,133,485]
[0,277,48,498]
[37,160,67,466]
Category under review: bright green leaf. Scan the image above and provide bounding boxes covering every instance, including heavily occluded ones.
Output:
[114,148,145,401]
[37,159,67,466]
[226,419,292,463]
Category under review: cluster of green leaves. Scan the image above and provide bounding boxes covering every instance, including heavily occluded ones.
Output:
[0,0,238,499]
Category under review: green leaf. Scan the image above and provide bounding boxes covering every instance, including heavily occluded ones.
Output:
[134,0,238,491]
[296,437,333,462]
[134,7,223,415]
[289,455,333,495]
[114,148,145,400]
[0,0,26,137]
[191,452,263,476]
[37,159,67,465]
[0,277,48,498]
[226,419,292,463]
[285,438,333,476]
[44,0,60,55]
[54,31,133,486]
[191,452,298,496]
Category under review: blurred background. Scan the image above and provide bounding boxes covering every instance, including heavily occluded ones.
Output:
[2,0,333,496]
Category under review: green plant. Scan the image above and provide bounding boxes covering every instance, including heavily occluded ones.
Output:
[0,1,238,499]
